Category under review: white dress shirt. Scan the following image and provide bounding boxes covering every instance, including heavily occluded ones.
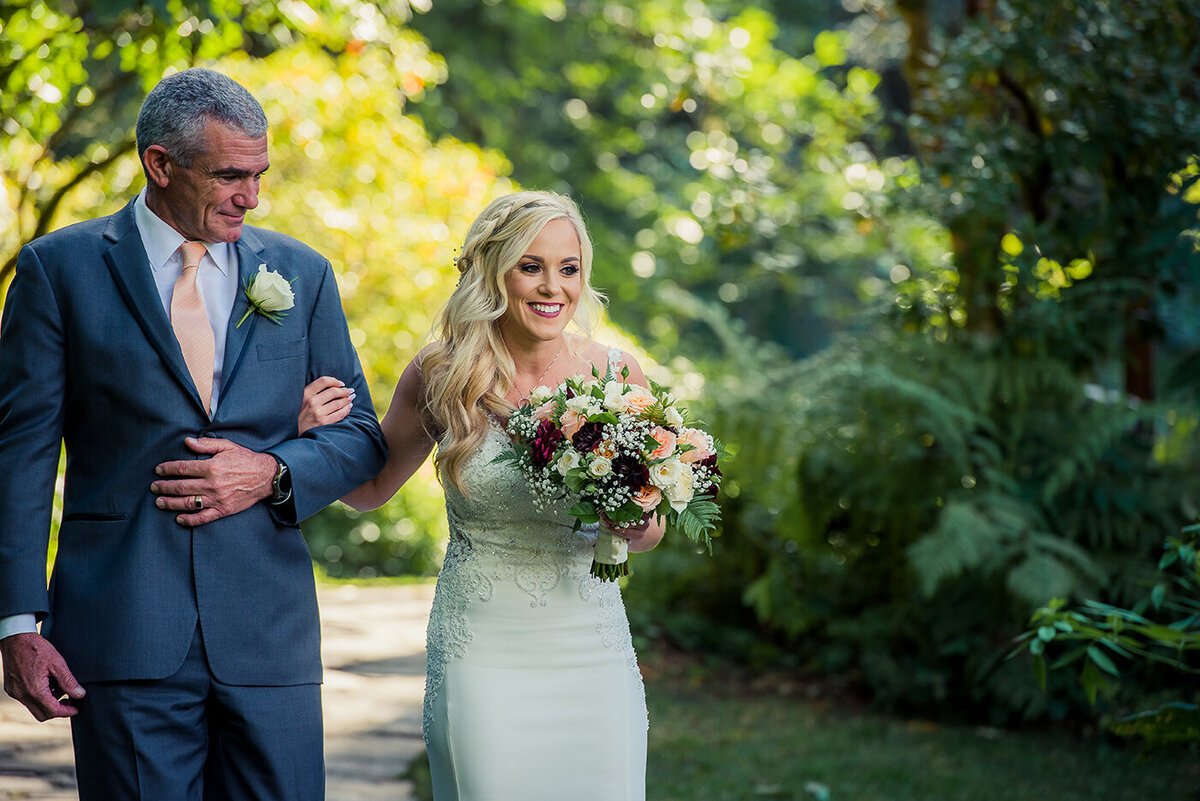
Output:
[135,188,240,411]
[0,190,241,640]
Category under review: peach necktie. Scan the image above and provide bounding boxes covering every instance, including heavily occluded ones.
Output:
[171,241,216,415]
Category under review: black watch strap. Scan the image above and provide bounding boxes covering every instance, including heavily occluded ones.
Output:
[269,455,293,506]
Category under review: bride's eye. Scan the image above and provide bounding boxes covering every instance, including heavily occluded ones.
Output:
[518,262,541,274]
[561,264,580,276]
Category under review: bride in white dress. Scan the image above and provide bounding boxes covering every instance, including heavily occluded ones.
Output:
[299,191,664,800]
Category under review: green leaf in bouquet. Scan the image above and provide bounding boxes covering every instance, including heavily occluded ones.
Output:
[671,499,721,553]
[564,471,589,493]
[570,500,601,524]
[589,411,620,426]
[607,501,644,524]
[644,434,660,452]
[492,450,520,465]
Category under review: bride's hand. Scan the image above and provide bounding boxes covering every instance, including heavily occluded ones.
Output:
[600,512,652,543]
[299,376,354,435]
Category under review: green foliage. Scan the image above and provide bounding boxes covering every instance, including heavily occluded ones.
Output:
[408,0,947,360]
[628,286,1200,719]
[881,0,1200,347]
[1013,527,1200,749]
[626,0,1200,724]
[0,0,427,286]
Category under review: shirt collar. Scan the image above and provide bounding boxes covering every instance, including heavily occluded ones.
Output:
[134,188,233,277]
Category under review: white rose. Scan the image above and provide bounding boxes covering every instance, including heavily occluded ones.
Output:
[664,463,696,512]
[648,458,683,490]
[555,449,581,476]
[664,405,684,428]
[588,455,613,478]
[251,265,295,311]
[566,395,599,415]
[530,385,554,405]
[602,381,627,412]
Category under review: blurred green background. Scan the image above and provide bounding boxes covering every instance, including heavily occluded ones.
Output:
[4,0,1199,776]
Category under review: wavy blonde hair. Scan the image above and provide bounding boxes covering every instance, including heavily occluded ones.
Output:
[421,190,606,493]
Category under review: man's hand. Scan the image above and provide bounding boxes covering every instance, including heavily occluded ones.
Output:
[151,437,277,526]
[1,633,85,721]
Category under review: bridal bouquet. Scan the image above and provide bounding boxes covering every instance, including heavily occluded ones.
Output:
[497,363,722,580]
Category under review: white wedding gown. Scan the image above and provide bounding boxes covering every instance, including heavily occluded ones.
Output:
[423,413,648,801]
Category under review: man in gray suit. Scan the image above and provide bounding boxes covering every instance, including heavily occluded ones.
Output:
[0,68,387,799]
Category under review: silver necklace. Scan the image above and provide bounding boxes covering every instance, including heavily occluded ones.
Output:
[513,341,564,400]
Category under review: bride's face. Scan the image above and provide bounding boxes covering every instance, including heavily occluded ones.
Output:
[500,217,582,343]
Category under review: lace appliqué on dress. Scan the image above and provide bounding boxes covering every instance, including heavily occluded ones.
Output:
[579,574,648,732]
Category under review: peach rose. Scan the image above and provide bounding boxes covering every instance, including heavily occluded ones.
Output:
[623,385,657,416]
[632,485,663,512]
[532,400,556,423]
[646,426,677,461]
[677,427,714,464]
[560,408,587,439]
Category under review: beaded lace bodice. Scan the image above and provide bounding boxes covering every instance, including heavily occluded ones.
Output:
[423,410,644,737]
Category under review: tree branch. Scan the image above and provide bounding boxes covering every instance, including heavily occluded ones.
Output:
[0,137,136,287]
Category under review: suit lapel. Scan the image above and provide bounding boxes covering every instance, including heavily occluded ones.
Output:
[102,203,207,414]
[216,231,265,409]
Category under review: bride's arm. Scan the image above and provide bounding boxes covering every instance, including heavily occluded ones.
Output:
[338,357,436,512]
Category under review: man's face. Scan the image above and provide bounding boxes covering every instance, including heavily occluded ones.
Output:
[151,119,269,243]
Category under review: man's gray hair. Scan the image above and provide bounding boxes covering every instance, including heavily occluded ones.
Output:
[136,68,268,171]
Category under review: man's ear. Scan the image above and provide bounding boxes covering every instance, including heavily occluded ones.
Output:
[143,145,173,188]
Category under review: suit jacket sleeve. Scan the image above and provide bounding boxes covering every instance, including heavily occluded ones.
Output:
[267,261,387,523]
[0,246,67,619]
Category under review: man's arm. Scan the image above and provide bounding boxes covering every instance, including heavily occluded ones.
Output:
[272,259,388,522]
[152,260,386,525]
[0,245,63,629]
[0,245,85,720]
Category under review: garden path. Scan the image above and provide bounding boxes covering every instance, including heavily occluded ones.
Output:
[0,582,434,800]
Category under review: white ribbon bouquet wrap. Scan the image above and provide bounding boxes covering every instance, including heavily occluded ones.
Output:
[496,363,723,580]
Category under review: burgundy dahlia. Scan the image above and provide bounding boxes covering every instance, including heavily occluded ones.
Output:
[611,453,650,492]
[572,421,605,453]
[530,419,565,468]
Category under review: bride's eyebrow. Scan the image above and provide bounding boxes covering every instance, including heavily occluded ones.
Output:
[517,255,580,264]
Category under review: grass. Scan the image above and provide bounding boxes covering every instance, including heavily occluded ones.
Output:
[646,679,1198,801]
[404,651,1200,801]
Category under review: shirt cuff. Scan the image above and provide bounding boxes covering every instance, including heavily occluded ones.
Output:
[0,614,38,640]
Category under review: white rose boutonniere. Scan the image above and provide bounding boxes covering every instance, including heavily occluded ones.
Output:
[236,264,295,327]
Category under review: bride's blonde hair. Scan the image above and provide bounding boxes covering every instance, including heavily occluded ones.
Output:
[421,190,606,493]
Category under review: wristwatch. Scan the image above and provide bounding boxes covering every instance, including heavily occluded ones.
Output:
[269,455,293,506]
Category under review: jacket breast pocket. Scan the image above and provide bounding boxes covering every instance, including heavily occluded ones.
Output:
[257,337,307,362]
